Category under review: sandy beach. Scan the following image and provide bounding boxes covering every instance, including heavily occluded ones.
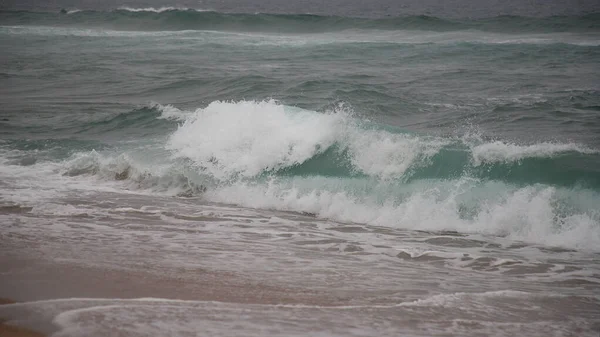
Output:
[0,243,347,336]
[1,194,599,337]
[0,253,339,306]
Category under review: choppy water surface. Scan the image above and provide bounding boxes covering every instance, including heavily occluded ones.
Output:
[1,2,599,336]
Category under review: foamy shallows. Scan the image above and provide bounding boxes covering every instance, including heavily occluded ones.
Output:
[2,185,599,336]
[0,292,598,337]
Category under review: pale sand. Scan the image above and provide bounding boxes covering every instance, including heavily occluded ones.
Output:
[0,255,341,306]
[0,298,45,337]
[0,254,346,335]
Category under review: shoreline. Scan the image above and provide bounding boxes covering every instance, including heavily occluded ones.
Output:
[0,298,46,337]
[0,254,347,337]
[0,253,345,306]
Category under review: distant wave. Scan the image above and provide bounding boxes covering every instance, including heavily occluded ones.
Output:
[116,6,212,13]
[3,25,598,47]
[0,9,598,33]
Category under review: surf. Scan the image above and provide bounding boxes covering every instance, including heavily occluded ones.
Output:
[6,100,597,250]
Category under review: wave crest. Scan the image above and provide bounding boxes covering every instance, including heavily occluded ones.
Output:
[163,100,600,186]
[116,6,210,13]
[9,100,598,250]
[167,100,343,179]
[471,141,598,166]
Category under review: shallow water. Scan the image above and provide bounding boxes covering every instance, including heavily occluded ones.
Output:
[1,190,599,336]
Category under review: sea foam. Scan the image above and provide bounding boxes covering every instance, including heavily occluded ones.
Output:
[166,100,448,179]
[162,100,600,250]
[6,100,598,250]
[116,7,207,13]
[471,141,597,165]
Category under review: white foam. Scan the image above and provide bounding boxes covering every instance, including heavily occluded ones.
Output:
[167,100,344,179]
[2,24,596,48]
[205,178,600,250]
[0,25,189,37]
[30,203,96,216]
[400,290,535,307]
[0,148,155,211]
[471,141,597,165]
[346,128,447,178]
[320,30,600,47]
[116,7,207,13]
[3,100,599,251]
[153,103,190,121]
[0,294,580,337]
[166,100,446,179]
[157,100,600,250]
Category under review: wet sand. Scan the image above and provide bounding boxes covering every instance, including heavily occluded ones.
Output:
[1,196,599,336]
[0,255,340,306]
[0,298,45,337]
[0,254,345,336]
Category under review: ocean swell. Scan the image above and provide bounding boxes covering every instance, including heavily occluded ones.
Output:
[1,9,599,33]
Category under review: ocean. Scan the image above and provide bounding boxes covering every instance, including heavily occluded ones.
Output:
[0,1,599,336]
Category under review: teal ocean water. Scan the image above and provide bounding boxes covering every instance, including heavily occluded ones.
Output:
[1,5,600,336]
[2,8,599,247]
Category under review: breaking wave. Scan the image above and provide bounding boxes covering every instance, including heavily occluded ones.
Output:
[11,100,596,250]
